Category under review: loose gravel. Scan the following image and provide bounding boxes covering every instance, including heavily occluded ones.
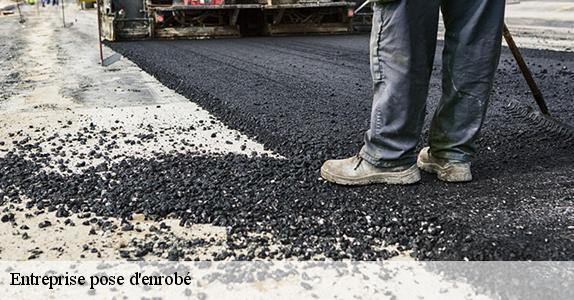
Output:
[2,35,573,260]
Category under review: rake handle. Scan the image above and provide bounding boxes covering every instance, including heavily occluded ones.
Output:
[503,24,550,116]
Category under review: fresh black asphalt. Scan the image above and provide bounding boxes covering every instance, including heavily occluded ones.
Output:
[2,34,573,260]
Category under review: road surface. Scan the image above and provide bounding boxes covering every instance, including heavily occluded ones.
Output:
[0,1,573,262]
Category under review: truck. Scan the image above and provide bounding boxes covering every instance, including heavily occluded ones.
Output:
[99,0,357,41]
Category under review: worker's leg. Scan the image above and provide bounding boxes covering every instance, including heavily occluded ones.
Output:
[428,0,505,161]
[360,0,440,168]
[321,0,439,185]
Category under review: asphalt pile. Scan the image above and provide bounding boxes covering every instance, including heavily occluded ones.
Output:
[1,35,573,260]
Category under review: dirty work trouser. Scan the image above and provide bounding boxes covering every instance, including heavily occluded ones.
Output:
[360,0,505,167]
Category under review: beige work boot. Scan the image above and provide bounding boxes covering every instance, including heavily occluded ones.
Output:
[417,147,472,182]
[320,155,421,186]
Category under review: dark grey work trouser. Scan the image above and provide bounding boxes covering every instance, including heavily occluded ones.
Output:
[360,0,505,167]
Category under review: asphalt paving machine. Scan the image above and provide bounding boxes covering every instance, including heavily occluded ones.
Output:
[98,0,356,40]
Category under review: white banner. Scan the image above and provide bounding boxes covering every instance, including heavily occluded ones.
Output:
[1,261,573,299]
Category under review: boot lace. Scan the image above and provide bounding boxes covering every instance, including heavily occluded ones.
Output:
[353,154,364,170]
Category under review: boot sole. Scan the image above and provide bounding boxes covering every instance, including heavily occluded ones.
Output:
[417,157,473,183]
[320,164,421,186]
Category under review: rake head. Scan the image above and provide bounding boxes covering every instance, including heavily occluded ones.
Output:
[506,100,574,141]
